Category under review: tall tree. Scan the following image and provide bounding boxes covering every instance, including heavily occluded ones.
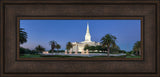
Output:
[20,28,27,44]
[66,42,73,51]
[49,40,57,53]
[55,44,61,52]
[111,44,120,50]
[101,34,117,57]
[35,45,45,53]
[133,41,141,56]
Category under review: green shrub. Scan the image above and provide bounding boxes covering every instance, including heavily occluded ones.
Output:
[126,52,131,56]
[20,47,32,54]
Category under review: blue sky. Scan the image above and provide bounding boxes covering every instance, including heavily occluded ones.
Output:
[20,20,141,51]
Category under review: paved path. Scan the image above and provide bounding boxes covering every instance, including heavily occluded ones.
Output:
[41,53,126,57]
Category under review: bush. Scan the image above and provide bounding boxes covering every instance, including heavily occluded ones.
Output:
[84,45,108,52]
[48,50,65,53]
[20,47,41,55]
[31,50,39,55]
[126,52,131,56]
[110,48,126,54]
[20,47,26,54]
[89,46,96,51]
[58,50,65,52]
[20,47,32,54]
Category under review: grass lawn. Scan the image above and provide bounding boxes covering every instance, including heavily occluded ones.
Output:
[41,55,86,58]
[125,55,141,58]
[20,54,41,58]
[20,54,141,58]
[20,54,86,58]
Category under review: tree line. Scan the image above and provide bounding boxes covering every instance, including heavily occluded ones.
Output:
[20,28,62,55]
[83,45,126,54]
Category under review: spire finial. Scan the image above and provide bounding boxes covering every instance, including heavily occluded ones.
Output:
[87,22,89,33]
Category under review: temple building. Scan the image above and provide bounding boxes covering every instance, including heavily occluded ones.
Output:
[71,23,101,52]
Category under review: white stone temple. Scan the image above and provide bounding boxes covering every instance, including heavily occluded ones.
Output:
[71,23,101,52]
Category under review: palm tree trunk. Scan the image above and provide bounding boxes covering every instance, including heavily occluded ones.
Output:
[107,48,110,57]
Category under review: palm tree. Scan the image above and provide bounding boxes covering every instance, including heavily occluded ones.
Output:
[35,45,45,53]
[66,42,73,51]
[20,28,27,44]
[111,44,120,50]
[101,34,117,57]
[55,44,61,52]
[133,41,141,56]
[49,40,57,53]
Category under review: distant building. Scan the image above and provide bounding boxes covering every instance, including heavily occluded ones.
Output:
[43,51,49,54]
[71,23,101,52]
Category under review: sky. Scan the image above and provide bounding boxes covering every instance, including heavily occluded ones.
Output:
[20,20,141,51]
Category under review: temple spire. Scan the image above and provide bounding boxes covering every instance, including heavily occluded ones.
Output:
[87,22,89,33]
[85,22,91,42]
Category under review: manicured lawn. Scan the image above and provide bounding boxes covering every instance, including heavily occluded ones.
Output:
[41,55,86,58]
[125,55,141,58]
[20,54,86,58]
[20,54,41,58]
[91,55,126,58]
[20,54,141,58]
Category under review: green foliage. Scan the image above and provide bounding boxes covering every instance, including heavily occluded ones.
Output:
[84,45,107,52]
[101,47,108,52]
[20,47,38,55]
[95,46,103,52]
[126,52,131,56]
[101,34,117,48]
[83,45,125,54]
[84,44,89,50]
[66,42,73,50]
[20,28,27,44]
[49,40,57,53]
[55,44,61,51]
[49,40,61,53]
[120,50,126,53]
[48,50,65,53]
[31,50,39,55]
[129,51,136,55]
[57,50,65,52]
[133,41,141,55]
[110,48,119,53]
[89,46,95,51]
[110,45,126,54]
[35,45,45,53]
[101,34,117,56]
[125,51,137,56]
[109,48,126,54]
[20,47,30,54]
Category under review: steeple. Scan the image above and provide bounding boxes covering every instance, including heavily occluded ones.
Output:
[87,22,89,33]
[85,22,91,42]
